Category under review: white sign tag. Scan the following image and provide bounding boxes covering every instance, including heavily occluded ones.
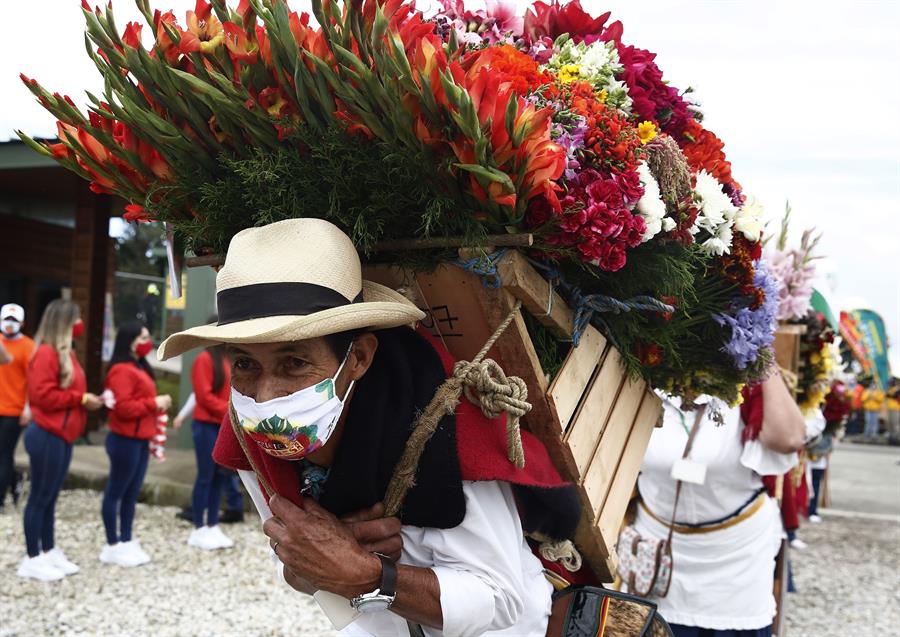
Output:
[671,458,707,485]
[314,590,362,630]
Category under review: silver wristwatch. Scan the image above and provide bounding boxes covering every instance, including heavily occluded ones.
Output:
[350,553,397,613]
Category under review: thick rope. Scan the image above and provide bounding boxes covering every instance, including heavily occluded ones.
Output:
[537,538,583,573]
[384,300,531,516]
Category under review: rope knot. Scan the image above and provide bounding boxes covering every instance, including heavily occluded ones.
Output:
[453,358,530,468]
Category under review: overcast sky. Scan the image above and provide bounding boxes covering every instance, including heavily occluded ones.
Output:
[4,0,899,368]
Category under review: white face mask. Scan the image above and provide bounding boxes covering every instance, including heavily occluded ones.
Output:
[1,319,22,338]
[231,346,355,461]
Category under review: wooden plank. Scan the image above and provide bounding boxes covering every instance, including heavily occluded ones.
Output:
[583,376,647,518]
[548,325,608,430]
[596,390,662,543]
[564,346,626,477]
[574,513,615,582]
[773,329,802,375]
[495,250,574,339]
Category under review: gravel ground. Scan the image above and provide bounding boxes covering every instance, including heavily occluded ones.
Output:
[3,489,897,636]
[786,513,900,636]
[0,489,337,637]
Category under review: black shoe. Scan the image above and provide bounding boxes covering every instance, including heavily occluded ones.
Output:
[176,506,193,522]
[219,509,244,524]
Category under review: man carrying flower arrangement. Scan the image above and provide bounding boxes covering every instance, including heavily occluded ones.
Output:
[159,218,583,636]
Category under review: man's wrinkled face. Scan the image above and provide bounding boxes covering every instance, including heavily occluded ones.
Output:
[226,338,346,404]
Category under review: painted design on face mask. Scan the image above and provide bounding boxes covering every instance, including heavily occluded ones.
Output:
[230,344,354,461]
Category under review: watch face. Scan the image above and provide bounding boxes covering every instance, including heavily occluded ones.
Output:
[355,597,393,614]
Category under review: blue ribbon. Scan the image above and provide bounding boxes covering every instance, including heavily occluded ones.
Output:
[452,248,509,288]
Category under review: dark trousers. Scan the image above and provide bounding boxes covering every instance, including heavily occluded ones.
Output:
[670,625,772,637]
[191,420,225,528]
[23,423,72,557]
[809,468,826,516]
[223,471,243,512]
[0,415,23,507]
[101,432,149,544]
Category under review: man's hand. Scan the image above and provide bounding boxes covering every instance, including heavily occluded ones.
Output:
[263,495,382,600]
[341,502,403,561]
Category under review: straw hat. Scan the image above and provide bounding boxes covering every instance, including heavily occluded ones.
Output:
[157,218,425,360]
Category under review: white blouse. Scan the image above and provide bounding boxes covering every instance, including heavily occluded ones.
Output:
[239,471,552,637]
[632,394,797,630]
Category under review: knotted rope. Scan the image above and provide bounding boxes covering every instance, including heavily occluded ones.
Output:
[384,300,531,516]
[537,538,583,573]
[525,257,675,347]
[453,248,509,288]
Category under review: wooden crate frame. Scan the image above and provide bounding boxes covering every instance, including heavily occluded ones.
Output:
[365,250,661,580]
[773,323,807,376]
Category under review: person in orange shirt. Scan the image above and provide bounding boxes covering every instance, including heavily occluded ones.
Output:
[0,303,35,511]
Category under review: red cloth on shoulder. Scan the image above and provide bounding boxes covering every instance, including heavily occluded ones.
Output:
[740,383,764,443]
[212,328,568,506]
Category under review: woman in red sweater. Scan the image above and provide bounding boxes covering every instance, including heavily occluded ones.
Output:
[100,322,171,568]
[20,300,103,582]
[185,344,234,550]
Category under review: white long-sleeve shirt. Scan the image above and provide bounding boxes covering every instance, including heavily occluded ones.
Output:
[239,471,552,637]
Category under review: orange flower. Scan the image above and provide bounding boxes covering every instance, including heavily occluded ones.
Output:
[180,0,224,55]
[681,119,740,189]
[152,10,181,64]
[223,22,258,64]
[465,45,555,96]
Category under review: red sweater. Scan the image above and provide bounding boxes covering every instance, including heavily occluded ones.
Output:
[191,350,230,425]
[27,344,88,444]
[105,362,158,440]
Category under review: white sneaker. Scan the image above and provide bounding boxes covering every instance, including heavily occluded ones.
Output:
[44,548,79,575]
[120,540,151,565]
[790,538,808,550]
[206,525,234,549]
[99,543,143,567]
[808,514,823,523]
[188,527,218,551]
[17,554,65,582]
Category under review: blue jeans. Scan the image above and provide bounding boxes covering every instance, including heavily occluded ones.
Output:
[670,625,772,637]
[809,468,825,516]
[23,423,72,557]
[223,471,243,512]
[864,411,880,437]
[191,420,225,528]
[101,432,149,544]
[0,415,23,507]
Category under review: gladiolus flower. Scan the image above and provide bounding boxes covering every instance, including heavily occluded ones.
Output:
[223,22,258,64]
[124,204,152,222]
[181,0,224,54]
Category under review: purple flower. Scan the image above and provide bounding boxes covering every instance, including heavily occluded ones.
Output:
[714,259,779,370]
[551,116,587,179]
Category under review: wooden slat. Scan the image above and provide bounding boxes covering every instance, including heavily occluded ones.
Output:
[495,250,574,339]
[564,346,625,477]
[583,376,647,518]
[596,390,662,543]
[548,325,608,430]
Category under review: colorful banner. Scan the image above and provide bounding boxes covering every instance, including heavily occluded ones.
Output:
[840,309,892,389]
[810,289,838,331]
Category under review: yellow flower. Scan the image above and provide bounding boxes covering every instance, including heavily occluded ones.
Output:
[558,64,582,84]
[637,120,658,145]
[597,89,608,102]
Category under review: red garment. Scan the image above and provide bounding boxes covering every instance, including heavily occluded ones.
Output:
[213,328,569,507]
[191,350,230,424]
[105,362,158,440]
[740,383,764,443]
[27,344,88,444]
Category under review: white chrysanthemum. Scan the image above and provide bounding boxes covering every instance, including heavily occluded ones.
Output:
[635,162,669,242]
[579,40,615,78]
[700,224,734,256]
[694,170,737,232]
[734,196,765,242]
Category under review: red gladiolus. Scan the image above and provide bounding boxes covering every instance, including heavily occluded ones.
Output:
[223,22,258,64]
[124,204,152,223]
[181,0,224,54]
[122,22,143,49]
[152,10,182,64]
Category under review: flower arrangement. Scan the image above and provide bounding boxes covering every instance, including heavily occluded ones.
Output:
[18,0,775,401]
[795,312,837,414]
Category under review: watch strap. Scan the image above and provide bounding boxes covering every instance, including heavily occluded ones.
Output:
[375,553,397,597]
